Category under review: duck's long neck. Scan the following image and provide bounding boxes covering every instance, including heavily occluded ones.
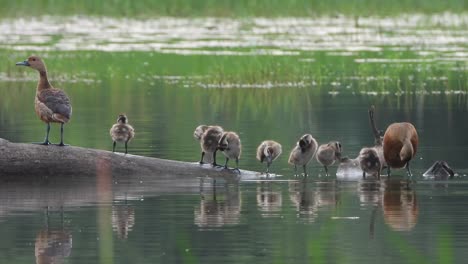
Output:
[37,70,52,90]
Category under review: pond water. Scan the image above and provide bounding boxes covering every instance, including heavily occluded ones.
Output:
[0,14,467,264]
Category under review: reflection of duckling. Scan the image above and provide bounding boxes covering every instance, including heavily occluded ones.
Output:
[288,134,318,176]
[256,140,282,174]
[423,160,455,179]
[256,182,282,216]
[359,146,384,179]
[110,114,135,154]
[289,179,339,222]
[383,122,419,176]
[218,131,242,171]
[200,126,224,166]
[382,179,418,231]
[194,184,242,228]
[16,56,72,146]
[316,141,342,176]
[112,204,135,240]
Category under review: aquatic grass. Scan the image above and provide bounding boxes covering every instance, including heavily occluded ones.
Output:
[1,0,467,18]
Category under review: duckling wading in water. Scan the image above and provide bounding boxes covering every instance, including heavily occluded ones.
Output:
[256,140,282,175]
[16,56,72,146]
[110,114,135,154]
[288,134,318,176]
[316,141,342,176]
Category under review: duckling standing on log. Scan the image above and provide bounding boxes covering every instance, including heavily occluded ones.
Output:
[288,134,318,176]
[218,131,242,172]
[199,125,224,166]
[110,114,135,154]
[256,140,282,175]
[16,56,72,146]
[316,141,342,176]
[383,122,419,177]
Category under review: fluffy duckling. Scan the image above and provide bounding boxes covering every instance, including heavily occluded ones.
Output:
[359,146,384,179]
[110,114,135,154]
[316,141,342,176]
[200,125,224,166]
[288,134,318,176]
[256,140,282,174]
[218,131,242,172]
[383,122,419,176]
[16,55,72,146]
[193,125,209,141]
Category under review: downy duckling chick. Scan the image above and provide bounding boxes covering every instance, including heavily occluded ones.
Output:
[16,55,72,146]
[256,140,282,174]
[110,114,135,154]
[218,131,242,172]
[200,126,224,166]
[383,122,419,176]
[359,147,383,179]
[193,125,209,141]
[288,134,318,176]
[316,141,342,176]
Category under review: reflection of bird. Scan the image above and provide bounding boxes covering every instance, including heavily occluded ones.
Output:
[256,182,282,216]
[218,131,242,172]
[289,179,339,223]
[256,140,282,174]
[35,230,72,264]
[382,180,418,231]
[35,210,72,264]
[316,141,342,176]
[16,55,72,146]
[358,180,382,206]
[199,125,224,166]
[112,204,135,240]
[423,160,455,179]
[383,122,419,176]
[194,184,241,228]
[110,114,135,154]
[288,134,318,176]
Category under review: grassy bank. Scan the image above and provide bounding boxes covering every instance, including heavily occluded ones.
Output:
[1,0,467,18]
[3,50,466,92]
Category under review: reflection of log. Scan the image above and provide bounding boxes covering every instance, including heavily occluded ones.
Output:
[0,138,245,177]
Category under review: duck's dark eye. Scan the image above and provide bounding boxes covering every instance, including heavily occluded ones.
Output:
[32,58,36,61]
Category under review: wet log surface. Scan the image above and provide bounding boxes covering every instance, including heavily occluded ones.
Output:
[0,138,248,178]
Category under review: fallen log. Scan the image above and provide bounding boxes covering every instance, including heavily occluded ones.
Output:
[0,138,252,178]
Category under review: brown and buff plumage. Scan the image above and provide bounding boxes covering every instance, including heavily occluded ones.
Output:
[256,140,282,174]
[218,131,242,172]
[288,134,318,176]
[316,141,342,176]
[199,125,224,166]
[110,114,135,154]
[383,122,419,176]
[16,55,72,146]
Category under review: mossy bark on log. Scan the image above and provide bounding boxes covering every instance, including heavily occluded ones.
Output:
[0,138,246,178]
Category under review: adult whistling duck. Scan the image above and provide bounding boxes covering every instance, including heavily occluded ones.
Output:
[316,141,342,176]
[218,131,242,172]
[383,122,419,176]
[110,114,135,154]
[256,140,282,174]
[16,56,72,146]
[288,134,318,176]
